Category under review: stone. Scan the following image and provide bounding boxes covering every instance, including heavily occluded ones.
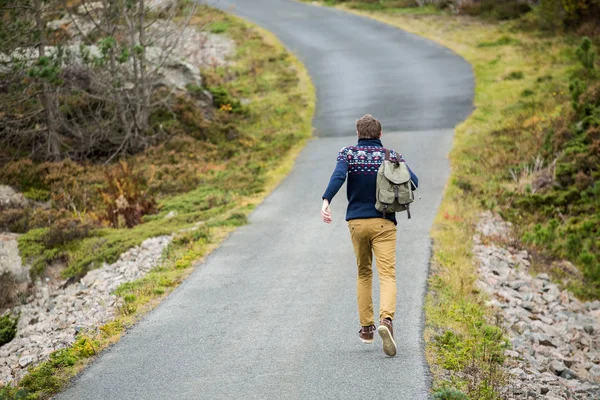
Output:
[0,233,30,284]
[18,355,36,368]
[164,211,178,219]
[0,236,172,384]
[537,273,551,281]
[76,2,104,15]
[589,364,600,383]
[0,186,28,209]
[560,369,578,380]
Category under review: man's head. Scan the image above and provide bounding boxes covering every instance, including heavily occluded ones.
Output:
[356,114,382,140]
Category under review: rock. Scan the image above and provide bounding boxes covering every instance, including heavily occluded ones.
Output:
[146,0,177,11]
[46,18,71,31]
[560,369,578,380]
[164,211,177,219]
[0,233,30,286]
[0,236,172,385]
[18,355,36,368]
[551,260,583,279]
[0,186,28,209]
[537,273,551,281]
[589,364,600,383]
[77,2,104,15]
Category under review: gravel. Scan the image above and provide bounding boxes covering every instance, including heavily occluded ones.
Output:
[475,211,600,399]
[0,236,171,386]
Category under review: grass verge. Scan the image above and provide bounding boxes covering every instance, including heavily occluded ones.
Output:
[307,2,598,398]
[0,7,314,400]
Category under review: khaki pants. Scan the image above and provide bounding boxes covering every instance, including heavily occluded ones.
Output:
[348,218,397,327]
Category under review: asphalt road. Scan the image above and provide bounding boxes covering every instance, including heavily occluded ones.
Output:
[56,1,473,399]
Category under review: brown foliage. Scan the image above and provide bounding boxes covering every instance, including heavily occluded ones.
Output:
[99,162,157,228]
[43,217,95,247]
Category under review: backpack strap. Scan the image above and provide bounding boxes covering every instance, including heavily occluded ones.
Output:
[384,149,391,161]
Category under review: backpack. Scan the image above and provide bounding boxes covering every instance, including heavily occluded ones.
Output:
[375,150,415,219]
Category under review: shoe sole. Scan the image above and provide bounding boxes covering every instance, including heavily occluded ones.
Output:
[377,325,397,357]
[360,337,374,344]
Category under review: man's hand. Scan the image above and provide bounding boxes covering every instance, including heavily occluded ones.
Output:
[321,199,332,224]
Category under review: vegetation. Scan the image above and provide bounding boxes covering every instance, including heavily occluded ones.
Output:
[0,314,18,347]
[312,0,599,398]
[0,4,314,398]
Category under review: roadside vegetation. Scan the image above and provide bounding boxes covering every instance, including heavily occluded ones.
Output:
[308,0,598,398]
[0,2,314,398]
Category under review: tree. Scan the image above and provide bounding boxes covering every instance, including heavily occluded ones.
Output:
[0,0,201,161]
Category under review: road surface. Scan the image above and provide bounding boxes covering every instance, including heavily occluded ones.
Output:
[57,1,473,399]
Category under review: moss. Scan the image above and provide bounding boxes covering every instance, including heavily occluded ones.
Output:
[0,314,18,347]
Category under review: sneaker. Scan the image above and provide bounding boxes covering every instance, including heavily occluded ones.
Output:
[359,325,376,344]
[377,319,397,357]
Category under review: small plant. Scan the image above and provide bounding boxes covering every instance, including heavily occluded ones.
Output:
[207,86,247,115]
[208,20,230,33]
[576,36,596,76]
[477,36,520,48]
[505,71,524,80]
[0,313,18,347]
[433,388,468,400]
[99,162,157,228]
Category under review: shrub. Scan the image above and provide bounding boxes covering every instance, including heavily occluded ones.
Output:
[43,218,95,248]
[576,36,597,78]
[0,208,31,233]
[505,71,525,80]
[461,0,532,20]
[206,86,247,115]
[99,162,157,228]
[433,388,468,400]
[0,313,18,347]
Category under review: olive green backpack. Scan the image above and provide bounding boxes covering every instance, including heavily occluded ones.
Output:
[375,150,415,219]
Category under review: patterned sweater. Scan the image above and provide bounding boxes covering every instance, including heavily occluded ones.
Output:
[322,138,418,224]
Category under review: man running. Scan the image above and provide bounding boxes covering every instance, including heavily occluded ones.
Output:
[320,114,418,357]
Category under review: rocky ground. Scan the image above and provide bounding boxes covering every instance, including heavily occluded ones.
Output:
[0,235,172,386]
[474,211,600,399]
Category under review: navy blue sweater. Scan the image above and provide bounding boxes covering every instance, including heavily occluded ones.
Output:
[322,138,418,224]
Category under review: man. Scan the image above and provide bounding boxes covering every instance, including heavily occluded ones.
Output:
[320,114,418,357]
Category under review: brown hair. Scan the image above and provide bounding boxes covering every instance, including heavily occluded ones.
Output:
[356,114,382,140]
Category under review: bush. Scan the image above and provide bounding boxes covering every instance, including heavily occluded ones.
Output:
[206,86,247,115]
[43,218,95,248]
[461,0,532,20]
[536,0,600,32]
[433,388,468,400]
[0,313,18,347]
[99,162,157,228]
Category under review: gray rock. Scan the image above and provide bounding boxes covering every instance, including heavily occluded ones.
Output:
[550,360,567,377]
[589,364,600,383]
[560,369,578,380]
[18,355,36,368]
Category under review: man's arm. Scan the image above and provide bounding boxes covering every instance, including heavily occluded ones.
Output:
[321,151,349,224]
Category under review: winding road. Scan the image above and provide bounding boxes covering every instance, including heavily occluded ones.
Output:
[57,1,473,399]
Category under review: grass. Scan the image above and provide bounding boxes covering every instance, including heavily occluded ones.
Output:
[0,6,314,399]
[317,3,595,399]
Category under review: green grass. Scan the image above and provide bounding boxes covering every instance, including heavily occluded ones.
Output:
[305,0,442,14]
[0,6,314,399]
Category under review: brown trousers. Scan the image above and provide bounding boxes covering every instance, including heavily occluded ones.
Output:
[348,218,397,327]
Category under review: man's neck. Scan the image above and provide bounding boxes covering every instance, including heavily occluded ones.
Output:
[357,138,383,147]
